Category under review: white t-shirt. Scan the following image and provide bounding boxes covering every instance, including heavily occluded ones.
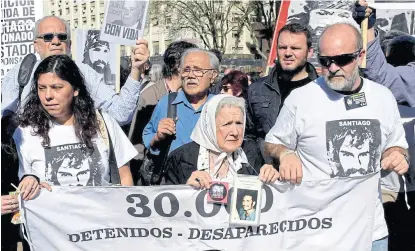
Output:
[13,112,137,186]
[265,77,408,241]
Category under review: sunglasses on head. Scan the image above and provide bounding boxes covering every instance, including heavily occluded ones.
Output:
[318,50,361,67]
[37,33,68,42]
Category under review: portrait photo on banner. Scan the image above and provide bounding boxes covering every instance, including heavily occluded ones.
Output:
[230,176,262,226]
[100,0,149,45]
[72,29,120,92]
[276,0,415,66]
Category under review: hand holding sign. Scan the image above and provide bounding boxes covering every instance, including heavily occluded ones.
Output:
[130,39,150,81]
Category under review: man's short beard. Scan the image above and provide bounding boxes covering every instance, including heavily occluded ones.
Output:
[280,61,307,76]
[324,64,360,92]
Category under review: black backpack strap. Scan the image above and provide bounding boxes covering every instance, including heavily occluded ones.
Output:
[150,92,178,184]
[167,92,178,119]
[98,109,121,185]
[17,53,37,101]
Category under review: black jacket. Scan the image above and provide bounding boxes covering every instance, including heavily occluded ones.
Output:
[165,141,261,185]
[247,62,318,139]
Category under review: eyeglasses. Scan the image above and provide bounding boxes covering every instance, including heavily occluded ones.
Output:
[180,68,215,78]
[318,50,361,67]
[37,33,68,42]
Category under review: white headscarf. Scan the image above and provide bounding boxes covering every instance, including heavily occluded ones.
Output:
[191,94,248,177]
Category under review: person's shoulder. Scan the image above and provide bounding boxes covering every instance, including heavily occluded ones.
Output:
[248,76,268,93]
[170,141,200,156]
[12,125,34,142]
[288,77,320,97]
[363,77,397,97]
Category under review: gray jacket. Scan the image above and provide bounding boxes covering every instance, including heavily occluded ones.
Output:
[363,35,415,107]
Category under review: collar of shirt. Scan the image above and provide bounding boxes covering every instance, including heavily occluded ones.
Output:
[172,90,214,112]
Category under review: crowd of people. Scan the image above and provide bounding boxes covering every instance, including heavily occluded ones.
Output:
[1,1,414,250]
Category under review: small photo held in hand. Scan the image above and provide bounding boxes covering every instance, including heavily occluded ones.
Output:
[230,176,262,226]
[207,181,229,205]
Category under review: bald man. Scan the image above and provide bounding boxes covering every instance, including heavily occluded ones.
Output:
[265,23,409,250]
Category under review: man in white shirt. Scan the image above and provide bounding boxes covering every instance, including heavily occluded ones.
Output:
[264,23,409,251]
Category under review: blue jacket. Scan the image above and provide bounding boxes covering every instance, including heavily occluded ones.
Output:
[363,35,415,107]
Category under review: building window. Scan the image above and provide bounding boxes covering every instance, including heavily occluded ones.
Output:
[58,9,62,15]
[215,13,222,20]
[66,7,69,14]
[153,41,160,55]
[100,13,104,24]
[91,15,96,24]
[82,16,87,25]
[232,46,243,51]
[100,1,104,9]
[74,5,78,13]
[165,39,172,48]
[165,16,171,25]
[74,19,78,28]
[51,10,55,16]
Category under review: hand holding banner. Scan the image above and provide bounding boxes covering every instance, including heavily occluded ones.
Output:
[22,174,379,251]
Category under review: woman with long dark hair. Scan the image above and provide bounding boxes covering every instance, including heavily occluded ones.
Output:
[14,55,136,200]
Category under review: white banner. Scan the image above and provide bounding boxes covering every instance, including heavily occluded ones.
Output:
[0,0,43,81]
[100,0,149,46]
[22,174,380,251]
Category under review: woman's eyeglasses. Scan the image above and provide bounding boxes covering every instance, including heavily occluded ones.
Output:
[37,33,68,42]
[317,50,361,68]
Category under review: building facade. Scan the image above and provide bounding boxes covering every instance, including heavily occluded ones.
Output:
[43,0,255,57]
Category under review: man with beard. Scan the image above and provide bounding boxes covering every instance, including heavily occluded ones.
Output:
[82,30,114,85]
[265,23,409,250]
[247,23,318,160]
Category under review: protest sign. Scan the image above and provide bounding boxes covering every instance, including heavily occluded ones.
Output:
[72,29,120,92]
[0,0,43,81]
[22,174,379,251]
[268,0,415,67]
[100,0,149,46]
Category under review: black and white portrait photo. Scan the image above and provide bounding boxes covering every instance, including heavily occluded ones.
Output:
[44,143,104,186]
[326,119,381,178]
[76,29,117,90]
[110,0,147,30]
[100,0,149,45]
[283,0,415,65]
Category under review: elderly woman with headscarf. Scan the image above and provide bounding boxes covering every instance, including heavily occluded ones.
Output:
[165,94,278,189]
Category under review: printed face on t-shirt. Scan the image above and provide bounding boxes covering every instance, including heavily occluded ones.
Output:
[56,157,90,186]
[326,119,381,178]
[338,135,370,176]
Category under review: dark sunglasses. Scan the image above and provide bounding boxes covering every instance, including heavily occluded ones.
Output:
[37,33,68,42]
[318,50,361,67]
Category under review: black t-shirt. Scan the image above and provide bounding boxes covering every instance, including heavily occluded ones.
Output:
[279,76,312,105]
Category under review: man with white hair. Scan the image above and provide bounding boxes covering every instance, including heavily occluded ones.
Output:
[143,48,219,155]
[265,23,409,250]
[1,16,149,125]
